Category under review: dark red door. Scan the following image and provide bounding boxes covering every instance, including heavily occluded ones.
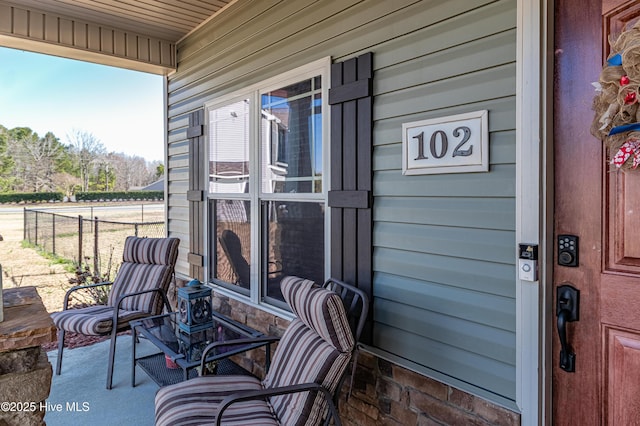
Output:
[555,0,640,423]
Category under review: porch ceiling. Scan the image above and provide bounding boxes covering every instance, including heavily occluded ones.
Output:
[4,0,234,42]
[0,0,235,73]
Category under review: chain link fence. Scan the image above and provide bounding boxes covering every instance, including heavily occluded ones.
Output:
[23,206,165,279]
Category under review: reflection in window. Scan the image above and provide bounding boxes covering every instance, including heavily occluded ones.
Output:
[261,77,322,194]
[206,62,328,309]
[209,99,250,194]
[211,199,251,295]
[263,201,324,303]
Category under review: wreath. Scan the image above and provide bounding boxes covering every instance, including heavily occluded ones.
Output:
[592,23,640,170]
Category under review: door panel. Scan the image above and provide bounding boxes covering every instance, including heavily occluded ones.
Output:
[605,327,640,425]
[555,0,640,424]
[607,172,640,270]
[601,275,640,330]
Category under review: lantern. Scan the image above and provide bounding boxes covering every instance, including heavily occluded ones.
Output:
[176,281,213,333]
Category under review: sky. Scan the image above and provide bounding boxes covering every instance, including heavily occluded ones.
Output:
[0,46,164,162]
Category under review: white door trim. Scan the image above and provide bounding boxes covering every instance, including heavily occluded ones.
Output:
[515,0,552,424]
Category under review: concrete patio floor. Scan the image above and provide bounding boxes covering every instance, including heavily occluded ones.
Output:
[45,335,159,426]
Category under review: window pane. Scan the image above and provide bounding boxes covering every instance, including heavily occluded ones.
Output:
[261,77,322,194]
[263,201,324,302]
[211,199,251,294]
[209,99,250,194]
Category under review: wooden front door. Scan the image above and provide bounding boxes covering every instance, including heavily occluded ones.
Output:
[555,0,640,424]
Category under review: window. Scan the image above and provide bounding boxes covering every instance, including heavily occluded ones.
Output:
[206,59,329,308]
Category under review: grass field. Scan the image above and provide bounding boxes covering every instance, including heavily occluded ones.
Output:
[0,202,165,313]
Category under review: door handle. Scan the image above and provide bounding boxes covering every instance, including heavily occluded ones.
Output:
[556,284,579,372]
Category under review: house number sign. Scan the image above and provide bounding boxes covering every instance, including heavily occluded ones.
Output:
[402,110,488,175]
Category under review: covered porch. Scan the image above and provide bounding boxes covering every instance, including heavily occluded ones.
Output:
[45,336,157,425]
[0,1,548,425]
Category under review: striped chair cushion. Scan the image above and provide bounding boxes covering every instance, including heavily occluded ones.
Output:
[107,262,171,312]
[153,276,353,426]
[280,276,355,353]
[155,375,278,426]
[107,237,179,313]
[262,320,352,426]
[122,236,180,265]
[50,305,148,335]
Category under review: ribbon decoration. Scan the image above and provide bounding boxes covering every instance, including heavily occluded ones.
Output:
[612,139,640,168]
[609,122,640,136]
[608,53,623,66]
[599,103,619,130]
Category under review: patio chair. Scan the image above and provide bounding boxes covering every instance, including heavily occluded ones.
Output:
[219,229,251,288]
[219,229,283,298]
[154,276,368,426]
[51,236,180,389]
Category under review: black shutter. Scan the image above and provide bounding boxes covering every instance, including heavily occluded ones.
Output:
[187,109,205,280]
[329,52,373,341]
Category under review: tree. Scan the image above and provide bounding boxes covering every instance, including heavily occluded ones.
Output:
[67,130,106,192]
[34,132,64,192]
[52,172,82,197]
[90,159,115,191]
[7,128,65,192]
[0,125,16,192]
[154,162,165,179]
[0,123,162,194]
[107,153,155,191]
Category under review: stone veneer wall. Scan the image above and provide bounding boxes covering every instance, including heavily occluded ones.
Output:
[0,287,56,426]
[201,285,521,426]
[0,347,52,425]
[342,351,520,426]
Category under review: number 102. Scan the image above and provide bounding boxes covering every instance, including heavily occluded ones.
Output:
[412,126,473,161]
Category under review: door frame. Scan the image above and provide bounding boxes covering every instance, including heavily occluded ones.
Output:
[515,0,553,425]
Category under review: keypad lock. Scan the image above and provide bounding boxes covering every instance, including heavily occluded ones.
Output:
[558,235,578,267]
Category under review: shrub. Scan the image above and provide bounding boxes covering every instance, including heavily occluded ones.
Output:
[0,192,64,204]
[67,252,115,306]
[0,191,163,204]
[75,191,164,201]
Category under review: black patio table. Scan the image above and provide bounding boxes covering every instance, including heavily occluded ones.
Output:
[131,310,262,387]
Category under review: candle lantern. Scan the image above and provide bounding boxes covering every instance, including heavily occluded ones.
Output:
[176,280,214,362]
[177,281,213,333]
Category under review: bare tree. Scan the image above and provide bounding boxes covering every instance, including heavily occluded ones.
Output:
[8,129,63,192]
[107,153,129,191]
[128,155,154,188]
[107,152,157,191]
[34,132,63,191]
[52,172,82,197]
[67,129,106,192]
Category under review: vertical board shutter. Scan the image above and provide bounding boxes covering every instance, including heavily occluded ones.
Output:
[329,52,373,341]
[188,109,205,280]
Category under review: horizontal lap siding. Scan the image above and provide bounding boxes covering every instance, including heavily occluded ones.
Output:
[377,223,514,264]
[375,247,514,298]
[371,0,517,404]
[167,0,517,403]
[374,324,515,397]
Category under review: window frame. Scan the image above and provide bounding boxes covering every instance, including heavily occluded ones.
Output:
[203,57,331,311]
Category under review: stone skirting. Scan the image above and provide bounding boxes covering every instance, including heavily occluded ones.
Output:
[342,351,520,425]
[0,287,57,426]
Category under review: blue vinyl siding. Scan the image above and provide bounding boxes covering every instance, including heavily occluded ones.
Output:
[167,0,517,404]
[371,0,517,400]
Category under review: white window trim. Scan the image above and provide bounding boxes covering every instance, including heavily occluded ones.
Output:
[203,57,332,313]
